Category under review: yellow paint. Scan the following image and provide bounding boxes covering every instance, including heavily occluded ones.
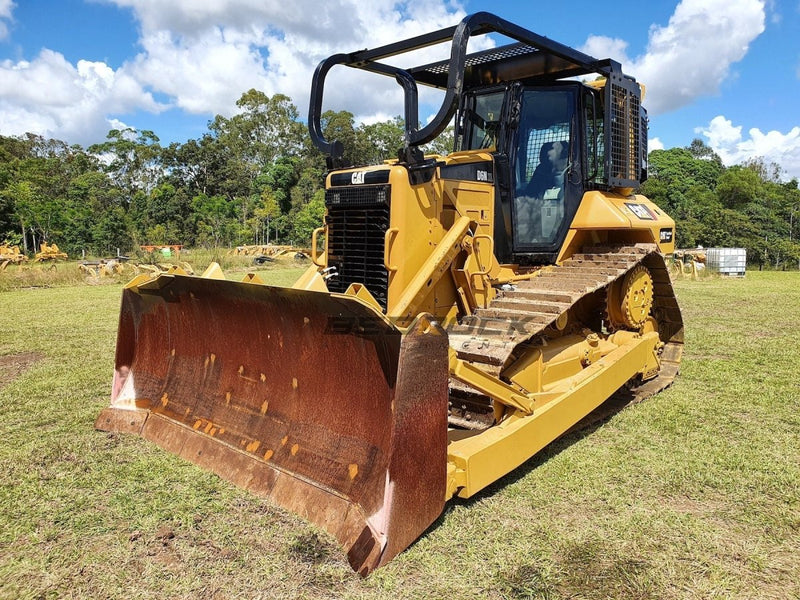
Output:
[343,283,382,310]
[389,215,472,321]
[317,158,498,323]
[292,265,328,291]
[348,464,359,480]
[200,262,226,280]
[448,348,534,414]
[241,272,264,284]
[446,332,661,498]
[556,191,675,263]
[291,444,299,456]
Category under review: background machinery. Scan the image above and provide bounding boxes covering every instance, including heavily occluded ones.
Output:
[33,242,68,262]
[97,13,683,575]
[0,243,27,270]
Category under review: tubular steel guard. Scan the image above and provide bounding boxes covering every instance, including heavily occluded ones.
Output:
[308,11,616,162]
[95,274,449,575]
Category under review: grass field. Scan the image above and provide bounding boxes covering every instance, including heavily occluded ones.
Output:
[0,270,798,599]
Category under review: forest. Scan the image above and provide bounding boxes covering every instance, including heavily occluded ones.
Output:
[1,89,799,269]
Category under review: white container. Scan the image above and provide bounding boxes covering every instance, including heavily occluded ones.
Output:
[705,247,746,277]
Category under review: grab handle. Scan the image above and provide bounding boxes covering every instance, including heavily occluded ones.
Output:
[384,228,400,272]
[311,226,326,267]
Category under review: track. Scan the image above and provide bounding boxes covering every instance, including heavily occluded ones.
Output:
[445,244,684,428]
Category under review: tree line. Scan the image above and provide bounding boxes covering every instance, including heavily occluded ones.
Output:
[643,140,800,269]
[1,90,798,268]
[0,89,448,257]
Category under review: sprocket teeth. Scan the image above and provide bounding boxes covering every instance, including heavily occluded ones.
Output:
[606,265,654,330]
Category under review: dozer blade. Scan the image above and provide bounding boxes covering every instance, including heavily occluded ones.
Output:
[95,274,450,575]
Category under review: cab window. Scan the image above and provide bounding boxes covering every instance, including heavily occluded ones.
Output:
[460,91,505,151]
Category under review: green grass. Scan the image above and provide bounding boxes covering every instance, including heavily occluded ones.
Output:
[1,271,798,599]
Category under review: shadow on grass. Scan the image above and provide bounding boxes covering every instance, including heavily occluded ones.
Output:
[410,387,642,549]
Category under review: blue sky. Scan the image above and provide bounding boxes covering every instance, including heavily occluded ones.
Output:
[1,0,799,178]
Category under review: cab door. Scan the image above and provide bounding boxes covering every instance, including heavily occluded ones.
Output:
[510,85,584,261]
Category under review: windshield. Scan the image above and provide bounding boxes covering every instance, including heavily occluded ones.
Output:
[512,89,575,248]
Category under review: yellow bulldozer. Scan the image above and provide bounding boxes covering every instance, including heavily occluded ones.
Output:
[96,13,683,575]
[0,243,27,270]
[34,241,68,262]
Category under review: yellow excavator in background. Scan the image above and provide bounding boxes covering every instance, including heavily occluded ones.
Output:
[97,13,683,575]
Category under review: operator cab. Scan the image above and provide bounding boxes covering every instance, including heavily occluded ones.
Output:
[458,83,604,264]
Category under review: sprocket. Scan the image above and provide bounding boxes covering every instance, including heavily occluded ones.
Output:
[606,265,654,330]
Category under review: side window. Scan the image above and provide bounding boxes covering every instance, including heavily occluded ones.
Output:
[460,92,505,151]
[585,89,605,184]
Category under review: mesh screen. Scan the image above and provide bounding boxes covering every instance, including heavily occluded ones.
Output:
[423,43,539,76]
[608,81,640,185]
[523,129,569,181]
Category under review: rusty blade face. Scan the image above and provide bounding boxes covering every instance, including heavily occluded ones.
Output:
[95,274,449,574]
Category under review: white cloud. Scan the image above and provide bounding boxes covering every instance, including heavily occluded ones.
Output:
[0,0,13,41]
[108,118,133,132]
[109,0,357,43]
[698,115,800,179]
[0,1,475,144]
[649,137,665,153]
[581,35,630,66]
[128,28,273,116]
[583,0,766,116]
[0,49,164,145]
[111,0,471,122]
[766,0,781,23]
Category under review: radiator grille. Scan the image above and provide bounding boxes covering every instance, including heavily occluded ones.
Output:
[607,78,641,187]
[325,184,391,310]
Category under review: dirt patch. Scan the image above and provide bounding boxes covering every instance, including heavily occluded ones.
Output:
[0,352,44,389]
